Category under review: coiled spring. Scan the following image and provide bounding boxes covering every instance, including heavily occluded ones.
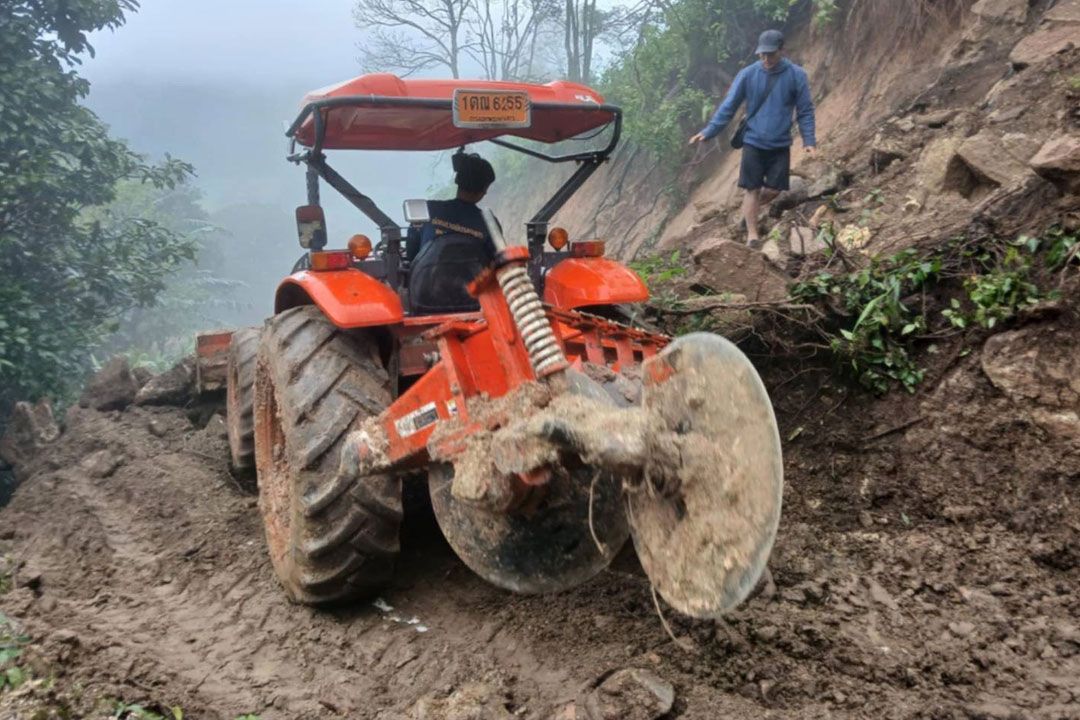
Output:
[498,265,565,376]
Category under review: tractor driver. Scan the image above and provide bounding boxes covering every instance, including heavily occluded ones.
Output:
[405,152,498,262]
[405,152,501,314]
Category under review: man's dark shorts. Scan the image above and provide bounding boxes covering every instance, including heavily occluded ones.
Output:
[738,144,790,191]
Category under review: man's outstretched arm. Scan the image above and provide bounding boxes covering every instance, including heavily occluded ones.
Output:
[690,71,747,144]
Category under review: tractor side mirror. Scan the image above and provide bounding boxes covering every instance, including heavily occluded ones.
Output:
[296,205,327,250]
[403,199,430,226]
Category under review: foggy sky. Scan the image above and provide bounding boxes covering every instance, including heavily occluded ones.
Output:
[82,0,447,241]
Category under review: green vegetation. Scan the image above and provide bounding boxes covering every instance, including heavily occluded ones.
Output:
[791,231,1071,394]
[0,612,30,692]
[0,1,201,413]
[598,0,825,164]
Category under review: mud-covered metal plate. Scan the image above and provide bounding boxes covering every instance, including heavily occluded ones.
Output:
[429,371,630,594]
[629,332,783,618]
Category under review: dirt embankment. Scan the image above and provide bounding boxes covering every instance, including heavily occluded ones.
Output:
[490,0,1080,262]
[1,275,1078,719]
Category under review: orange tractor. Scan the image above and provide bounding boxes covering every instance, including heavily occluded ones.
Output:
[215,73,784,619]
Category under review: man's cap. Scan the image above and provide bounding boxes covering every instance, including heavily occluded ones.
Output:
[756,29,784,54]
[452,152,496,193]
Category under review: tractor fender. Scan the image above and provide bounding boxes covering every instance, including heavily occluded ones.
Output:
[543,257,649,310]
[275,269,404,329]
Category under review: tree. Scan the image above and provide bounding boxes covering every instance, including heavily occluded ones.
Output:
[354,0,474,78]
[0,0,197,411]
[562,0,603,83]
[467,0,559,80]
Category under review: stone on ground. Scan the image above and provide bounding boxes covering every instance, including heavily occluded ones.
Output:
[79,449,123,479]
[79,356,139,411]
[971,0,1028,23]
[1029,132,1080,191]
[691,239,789,302]
[583,668,674,720]
[135,357,195,406]
[1009,24,1078,68]
[412,683,512,720]
[954,130,1034,187]
[790,226,829,256]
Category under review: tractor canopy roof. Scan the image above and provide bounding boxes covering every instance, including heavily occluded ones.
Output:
[288,73,619,151]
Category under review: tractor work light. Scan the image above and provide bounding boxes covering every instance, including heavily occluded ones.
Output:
[348,234,373,260]
[548,227,569,251]
[569,240,605,258]
[309,250,352,271]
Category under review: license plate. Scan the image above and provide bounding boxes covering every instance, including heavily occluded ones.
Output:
[453,89,531,129]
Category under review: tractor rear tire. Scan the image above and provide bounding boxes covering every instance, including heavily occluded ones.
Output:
[253,306,401,605]
[226,327,260,475]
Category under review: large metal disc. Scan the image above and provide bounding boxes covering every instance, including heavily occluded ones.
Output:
[629,332,783,618]
[429,371,629,594]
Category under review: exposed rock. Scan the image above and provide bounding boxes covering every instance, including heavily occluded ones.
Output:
[79,449,123,479]
[917,135,966,192]
[918,109,958,128]
[691,239,790,302]
[954,130,1034,188]
[771,175,810,213]
[692,199,723,224]
[790,226,829,256]
[981,326,1079,445]
[79,356,139,411]
[988,105,1025,124]
[1045,0,1080,24]
[870,133,907,171]
[760,237,784,263]
[0,399,61,473]
[1030,132,1080,191]
[135,357,195,406]
[971,0,1028,23]
[804,163,844,199]
[201,413,229,443]
[1009,25,1077,68]
[132,365,153,389]
[1000,132,1041,165]
[583,668,674,720]
[413,683,512,720]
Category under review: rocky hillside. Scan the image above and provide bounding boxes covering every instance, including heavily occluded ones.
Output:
[490,0,1079,262]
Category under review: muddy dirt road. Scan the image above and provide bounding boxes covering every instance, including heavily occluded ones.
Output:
[1,312,1079,718]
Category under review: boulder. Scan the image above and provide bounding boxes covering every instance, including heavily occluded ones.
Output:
[971,0,1028,23]
[691,239,790,302]
[918,109,958,128]
[583,668,674,720]
[1046,0,1080,24]
[79,356,138,411]
[692,200,723,225]
[917,135,966,192]
[1030,133,1080,191]
[135,357,195,406]
[958,131,1034,186]
[981,328,1080,409]
[0,398,61,473]
[1009,25,1078,68]
[804,163,844,199]
[760,237,784,263]
[836,224,872,251]
[870,134,907,171]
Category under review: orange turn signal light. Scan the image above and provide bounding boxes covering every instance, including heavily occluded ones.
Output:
[348,234,373,259]
[309,250,352,271]
[548,227,569,251]
[570,240,605,258]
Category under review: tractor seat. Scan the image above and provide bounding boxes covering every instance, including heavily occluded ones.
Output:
[407,232,494,315]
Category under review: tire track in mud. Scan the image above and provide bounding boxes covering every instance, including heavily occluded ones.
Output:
[1,407,583,719]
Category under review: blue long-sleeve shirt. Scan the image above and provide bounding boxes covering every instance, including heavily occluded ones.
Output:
[700,59,816,150]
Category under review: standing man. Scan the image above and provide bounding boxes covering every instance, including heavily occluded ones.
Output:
[690,29,817,246]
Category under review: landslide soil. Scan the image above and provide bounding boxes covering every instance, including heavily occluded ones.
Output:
[1,289,1078,718]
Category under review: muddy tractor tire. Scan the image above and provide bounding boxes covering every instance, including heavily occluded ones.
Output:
[226,327,260,473]
[253,306,401,605]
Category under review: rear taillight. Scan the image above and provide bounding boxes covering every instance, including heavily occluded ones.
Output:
[309,250,352,271]
[570,240,605,258]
